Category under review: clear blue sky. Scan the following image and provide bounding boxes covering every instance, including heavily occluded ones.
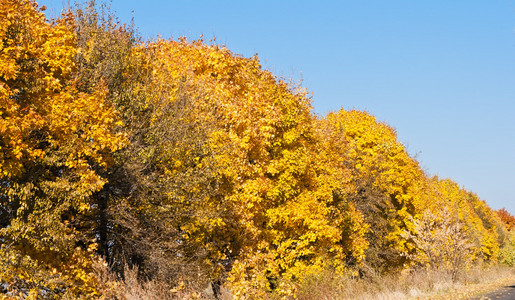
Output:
[41,0,515,214]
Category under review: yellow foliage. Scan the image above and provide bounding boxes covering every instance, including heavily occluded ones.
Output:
[420,177,503,261]
[319,109,425,269]
[0,0,125,297]
[134,38,369,297]
[0,2,505,298]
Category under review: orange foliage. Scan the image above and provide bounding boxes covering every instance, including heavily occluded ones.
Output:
[497,208,515,230]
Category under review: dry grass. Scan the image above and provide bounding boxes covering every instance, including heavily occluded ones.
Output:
[94,261,197,299]
[293,265,515,300]
[93,260,234,300]
[93,259,515,300]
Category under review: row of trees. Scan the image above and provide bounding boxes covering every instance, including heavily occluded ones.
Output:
[0,1,511,298]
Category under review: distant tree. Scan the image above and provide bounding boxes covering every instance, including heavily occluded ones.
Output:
[496,208,515,230]
[422,178,503,262]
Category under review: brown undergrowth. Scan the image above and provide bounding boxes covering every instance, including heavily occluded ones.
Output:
[291,265,515,300]
[93,260,515,300]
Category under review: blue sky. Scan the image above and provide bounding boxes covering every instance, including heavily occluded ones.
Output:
[41,0,515,214]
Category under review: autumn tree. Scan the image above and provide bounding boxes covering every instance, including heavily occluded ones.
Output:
[92,38,369,298]
[497,208,515,230]
[420,177,504,262]
[70,0,138,267]
[0,0,125,297]
[104,76,226,290]
[319,109,425,272]
[403,208,475,281]
[65,4,229,293]
[1,1,508,298]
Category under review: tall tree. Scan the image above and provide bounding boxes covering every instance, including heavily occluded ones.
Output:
[102,38,369,298]
[0,1,125,297]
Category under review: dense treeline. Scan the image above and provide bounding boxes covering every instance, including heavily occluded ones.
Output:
[0,1,512,298]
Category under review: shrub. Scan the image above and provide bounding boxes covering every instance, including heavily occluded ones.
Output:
[499,232,515,267]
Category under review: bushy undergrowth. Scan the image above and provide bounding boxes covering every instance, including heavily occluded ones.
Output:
[290,264,515,300]
[93,260,515,300]
[93,261,206,300]
[498,232,515,267]
[499,246,515,267]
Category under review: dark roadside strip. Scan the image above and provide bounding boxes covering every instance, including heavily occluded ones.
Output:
[471,285,515,300]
